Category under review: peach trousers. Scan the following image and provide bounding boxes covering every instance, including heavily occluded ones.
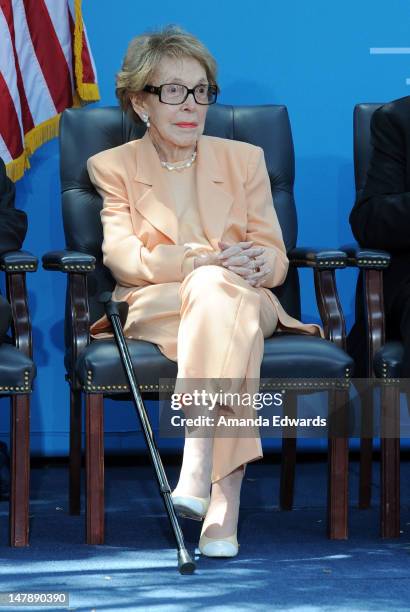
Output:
[120,264,279,482]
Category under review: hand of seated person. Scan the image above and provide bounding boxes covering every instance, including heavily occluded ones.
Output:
[216,240,270,288]
[193,241,271,287]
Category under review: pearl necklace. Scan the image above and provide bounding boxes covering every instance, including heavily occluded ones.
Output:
[160,151,197,171]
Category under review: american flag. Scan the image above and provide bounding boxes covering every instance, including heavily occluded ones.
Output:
[0,0,100,180]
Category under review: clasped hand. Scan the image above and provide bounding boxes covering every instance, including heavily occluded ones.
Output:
[194,241,271,288]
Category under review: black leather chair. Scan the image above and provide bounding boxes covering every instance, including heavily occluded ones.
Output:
[345,102,401,537]
[43,104,354,544]
[0,250,37,545]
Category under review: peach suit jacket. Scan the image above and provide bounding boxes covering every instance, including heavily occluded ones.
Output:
[87,130,322,355]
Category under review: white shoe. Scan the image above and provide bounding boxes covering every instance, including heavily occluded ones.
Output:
[171,493,210,521]
[199,533,239,557]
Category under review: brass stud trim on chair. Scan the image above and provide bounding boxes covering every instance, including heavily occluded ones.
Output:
[82,378,350,394]
[317,260,343,267]
[83,382,174,393]
[85,383,132,392]
[251,380,350,390]
[0,264,35,271]
[357,258,388,267]
[380,377,400,384]
[0,384,31,393]
[63,265,94,272]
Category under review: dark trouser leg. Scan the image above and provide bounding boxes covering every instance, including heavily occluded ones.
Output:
[382,283,410,420]
[0,293,11,344]
[387,281,410,377]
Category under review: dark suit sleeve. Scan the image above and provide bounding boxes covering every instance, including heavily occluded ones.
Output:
[349,107,410,250]
[0,158,27,255]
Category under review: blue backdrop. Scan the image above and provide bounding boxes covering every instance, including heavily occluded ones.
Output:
[1,0,409,455]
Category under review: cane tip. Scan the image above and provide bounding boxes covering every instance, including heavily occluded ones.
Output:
[178,549,196,574]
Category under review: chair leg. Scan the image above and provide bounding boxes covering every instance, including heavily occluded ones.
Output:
[10,394,30,547]
[327,389,349,540]
[69,389,82,515]
[280,392,297,510]
[359,386,373,509]
[380,385,400,538]
[359,438,373,508]
[85,393,104,544]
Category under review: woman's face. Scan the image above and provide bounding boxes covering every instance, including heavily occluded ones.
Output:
[131,56,209,153]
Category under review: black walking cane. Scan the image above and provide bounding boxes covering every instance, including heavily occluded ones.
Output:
[99,292,196,575]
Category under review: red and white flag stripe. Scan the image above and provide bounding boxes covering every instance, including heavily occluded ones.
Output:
[0,0,99,180]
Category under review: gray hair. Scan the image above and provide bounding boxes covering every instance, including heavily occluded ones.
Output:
[116,25,219,122]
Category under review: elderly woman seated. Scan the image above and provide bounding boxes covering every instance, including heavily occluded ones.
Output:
[88,26,322,558]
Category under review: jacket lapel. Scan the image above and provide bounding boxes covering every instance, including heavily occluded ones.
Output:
[133,132,179,244]
[133,133,233,249]
[196,136,233,250]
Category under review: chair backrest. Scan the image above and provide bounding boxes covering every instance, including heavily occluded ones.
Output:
[59,104,301,332]
[353,103,384,195]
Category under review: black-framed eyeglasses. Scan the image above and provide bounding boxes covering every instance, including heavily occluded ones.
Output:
[143,83,218,105]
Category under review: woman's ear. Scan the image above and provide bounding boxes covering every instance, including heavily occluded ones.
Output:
[129,94,146,121]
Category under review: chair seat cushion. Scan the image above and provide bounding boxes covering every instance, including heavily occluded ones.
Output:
[374,341,404,379]
[261,334,353,379]
[76,339,177,393]
[0,344,36,394]
[75,334,354,393]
